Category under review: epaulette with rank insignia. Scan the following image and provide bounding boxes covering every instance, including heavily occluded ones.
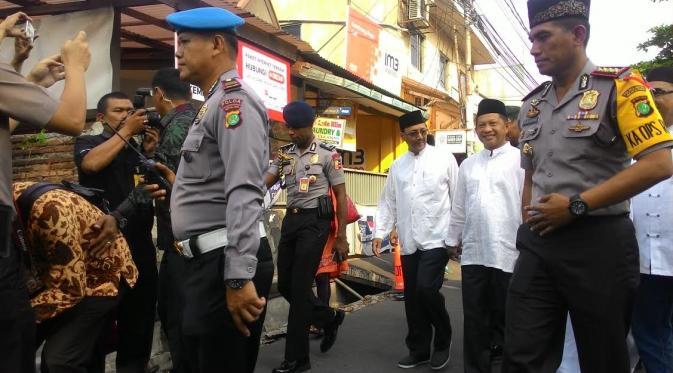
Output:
[319,143,336,151]
[222,78,242,93]
[591,66,629,79]
[278,143,294,151]
[522,81,551,101]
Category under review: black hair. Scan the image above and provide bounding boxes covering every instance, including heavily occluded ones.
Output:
[190,29,238,59]
[97,91,130,114]
[553,16,591,47]
[152,68,191,100]
[505,106,520,122]
[220,31,238,59]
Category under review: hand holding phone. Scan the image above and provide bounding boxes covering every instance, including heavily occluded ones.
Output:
[23,20,34,43]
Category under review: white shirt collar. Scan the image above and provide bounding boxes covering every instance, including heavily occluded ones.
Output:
[481,142,510,158]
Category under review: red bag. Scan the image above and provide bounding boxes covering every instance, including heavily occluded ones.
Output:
[329,187,360,224]
[344,194,360,224]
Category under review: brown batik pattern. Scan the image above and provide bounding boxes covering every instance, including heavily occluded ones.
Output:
[13,182,138,322]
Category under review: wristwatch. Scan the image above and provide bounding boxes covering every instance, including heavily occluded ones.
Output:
[225,279,249,289]
[110,210,128,230]
[568,194,589,217]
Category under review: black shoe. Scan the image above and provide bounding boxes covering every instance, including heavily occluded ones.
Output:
[430,343,452,370]
[490,344,504,358]
[397,354,430,369]
[271,359,311,373]
[320,309,345,353]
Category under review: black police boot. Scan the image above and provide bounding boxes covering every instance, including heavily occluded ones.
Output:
[320,309,345,353]
[271,359,311,373]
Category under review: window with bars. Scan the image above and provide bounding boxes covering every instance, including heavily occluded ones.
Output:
[439,54,449,89]
[410,33,424,71]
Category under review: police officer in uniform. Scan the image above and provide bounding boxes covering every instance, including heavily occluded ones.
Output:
[265,101,349,373]
[504,1,673,372]
[166,7,273,373]
[0,12,90,372]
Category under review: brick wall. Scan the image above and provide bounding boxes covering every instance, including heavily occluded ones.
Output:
[12,133,78,183]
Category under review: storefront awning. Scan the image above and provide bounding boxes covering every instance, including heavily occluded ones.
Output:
[294,63,422,117]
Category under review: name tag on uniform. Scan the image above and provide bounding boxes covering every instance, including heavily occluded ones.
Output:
[299,177,310,193]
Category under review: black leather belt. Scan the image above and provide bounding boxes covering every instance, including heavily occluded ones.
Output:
[286,207,318,215]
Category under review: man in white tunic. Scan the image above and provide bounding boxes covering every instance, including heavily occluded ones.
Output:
[373,110,459,370]
[446,99,524,373]
[630,66,673,373]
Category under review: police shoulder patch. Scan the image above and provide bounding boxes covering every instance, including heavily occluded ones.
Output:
[220,98,242,128]
[522,81,551,102]
[222,78,242,93]
[319,142,336,151]
[590,66,629,79]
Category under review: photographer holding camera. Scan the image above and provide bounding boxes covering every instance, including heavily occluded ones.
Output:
[113,68,196,373]
[74,92,157,373]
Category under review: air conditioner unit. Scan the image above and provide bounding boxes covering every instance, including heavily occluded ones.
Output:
[408,0,428,21]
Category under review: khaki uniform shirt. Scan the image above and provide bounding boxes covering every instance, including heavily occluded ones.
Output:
[518,60,673,215]
[268,138,346,209]
[170,70,268,280]
[0,63,58,207]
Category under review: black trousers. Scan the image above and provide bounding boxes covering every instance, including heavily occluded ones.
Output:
[462,265,512,373]
[503,216,639,373]
[116,236,158,373]
[315,272,331,306]
[182,238,274,373]
[400,248,452,358]
[0,242,36,373]
[158,249,188,373]
[37,296,118,373]
[277,212,336,362]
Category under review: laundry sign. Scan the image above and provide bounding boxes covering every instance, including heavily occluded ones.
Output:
[313,117,347,148]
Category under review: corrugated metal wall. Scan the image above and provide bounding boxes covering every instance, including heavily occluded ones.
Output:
[274,169,387,206]
[344,170,387,206]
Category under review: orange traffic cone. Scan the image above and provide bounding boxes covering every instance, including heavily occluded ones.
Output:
[393,242,405,301]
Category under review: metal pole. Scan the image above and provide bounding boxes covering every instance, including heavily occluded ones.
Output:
[334,278,365,301]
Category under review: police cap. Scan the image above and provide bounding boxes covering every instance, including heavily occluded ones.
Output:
[283,101,315,128]
[399,110,426,131]
[166,7,244,32]
[527,0,590,28]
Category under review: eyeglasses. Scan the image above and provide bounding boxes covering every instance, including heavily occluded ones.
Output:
[651,88,673,97]
[403,129,428,138]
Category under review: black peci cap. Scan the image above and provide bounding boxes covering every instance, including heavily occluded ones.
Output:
[477,98,507,118]
[647,67,673,85]
[527,0,590,29]
[399,110,427,131]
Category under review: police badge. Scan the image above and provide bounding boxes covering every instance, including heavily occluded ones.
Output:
[579,90,599,111]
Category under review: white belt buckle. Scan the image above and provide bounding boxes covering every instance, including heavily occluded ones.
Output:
[176,222,266,259]
[175,240,194,259]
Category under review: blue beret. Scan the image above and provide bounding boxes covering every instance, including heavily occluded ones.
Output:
[166,7,244,31]
[283,101,315,128]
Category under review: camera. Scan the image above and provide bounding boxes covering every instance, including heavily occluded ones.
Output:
[133,88,163,129]
[139,158,172,197]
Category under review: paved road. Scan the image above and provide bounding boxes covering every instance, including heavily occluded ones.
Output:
[255,281,466,373]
